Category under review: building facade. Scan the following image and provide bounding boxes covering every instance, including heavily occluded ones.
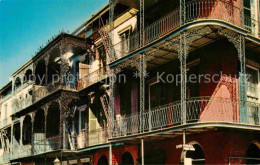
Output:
[0,0,260,164]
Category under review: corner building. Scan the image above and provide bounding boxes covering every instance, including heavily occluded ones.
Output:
[0,0,259,164]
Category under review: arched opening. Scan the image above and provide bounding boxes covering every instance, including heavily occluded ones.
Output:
[181,143,205,165]
[13,123,20,146]
[22,115,32,145]
[246,143,260,164]
[122,152,134,165]
[145,147,167,164]
[24,69,33,83]
[97,155,108,165]
[14,77,22,90]
[34,109,45,133]
[47,48,61,85]
[46,102,60,138]
[35,60,46,85]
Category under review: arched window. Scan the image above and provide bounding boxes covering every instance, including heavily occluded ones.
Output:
[47,48,61,85]
[46,102,60,138]
[34,109,45,134]
[24,69,33,83]
[122,152,134,165]
[181,143,205,165]
[246,143,260,164]
[97,155,108,165]
[35,60,46,85]
[23,115,32,145]
[14,77,22,90]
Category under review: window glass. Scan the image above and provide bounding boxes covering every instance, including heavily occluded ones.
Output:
[246,67,259,99]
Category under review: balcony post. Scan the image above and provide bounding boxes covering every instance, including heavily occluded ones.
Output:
[238,35,248,123]
[109,0,116,61]
[10,122,13,157]
[218,30,247,123]
[44,107,48,152]
[44,56,49,86]
[31,112,35,155]
[179,32,187,125]
[180,0,186,25]
[141,138,144,165]
[140,0,144,47]
[109,70,115,138]
[60,41,67,87]
[139,54,146,132]
[20,116,24,146]
[63,121,66,149]
[109,142,112,165]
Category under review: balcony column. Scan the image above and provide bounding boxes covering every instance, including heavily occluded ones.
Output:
[109,0,116,61]
[43,105,49,152]
[109,69,116,138]
[180,0,186,25]
[238,35,247,123]
[218,29,247,123]
[109,143,112,165]
[179,32,187,125]
[44,55,49,85]
[139,54,146,132]
[20,116,25,146]
[10,122,13,156]
[140,0,144,46]
[141,139,144,165]
[31,112,35,154]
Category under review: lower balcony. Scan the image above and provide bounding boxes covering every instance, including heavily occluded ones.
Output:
[33,134,61,155]
[11,144,32,160]
[76,128,108,149]
[77,67,108,91]
[112,97,260,138]
[0,153,11,164]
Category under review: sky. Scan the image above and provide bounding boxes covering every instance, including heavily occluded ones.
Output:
[0,0,108,87]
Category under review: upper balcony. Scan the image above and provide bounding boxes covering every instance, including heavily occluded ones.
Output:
[111,0,260,64]
[111,97,260,138]
[77,66,108,91]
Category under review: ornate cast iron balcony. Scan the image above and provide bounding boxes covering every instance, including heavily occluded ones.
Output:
[32,83,76,103]
[111,0,260,63]
[76,127,108,149]
[77,67,108,91]
[111,97,260,138]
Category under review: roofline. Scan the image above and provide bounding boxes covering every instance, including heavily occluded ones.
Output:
[0,81,12,93]
[11,59,33,77]
[71,3,109,36]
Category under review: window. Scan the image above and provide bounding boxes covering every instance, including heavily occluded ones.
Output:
[243,0,253,31]
[119,29,131,54]
[97,45,107,73]
[4,104,7,119]
[120,83,132,116]
[149,81,167,109]
[246,66,259,99]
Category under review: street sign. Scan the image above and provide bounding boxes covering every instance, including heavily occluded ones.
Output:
[176,144,195,151]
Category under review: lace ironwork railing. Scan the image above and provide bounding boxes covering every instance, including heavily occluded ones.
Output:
[112,97,260,138]
[33,134,61,155]
[11,144,32,160]
[75,127,108,149]
[12,97,33,114]
[33,83,75,103]
[111,0,259,63]
[0,153,11,164]
[77,67,108,91]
